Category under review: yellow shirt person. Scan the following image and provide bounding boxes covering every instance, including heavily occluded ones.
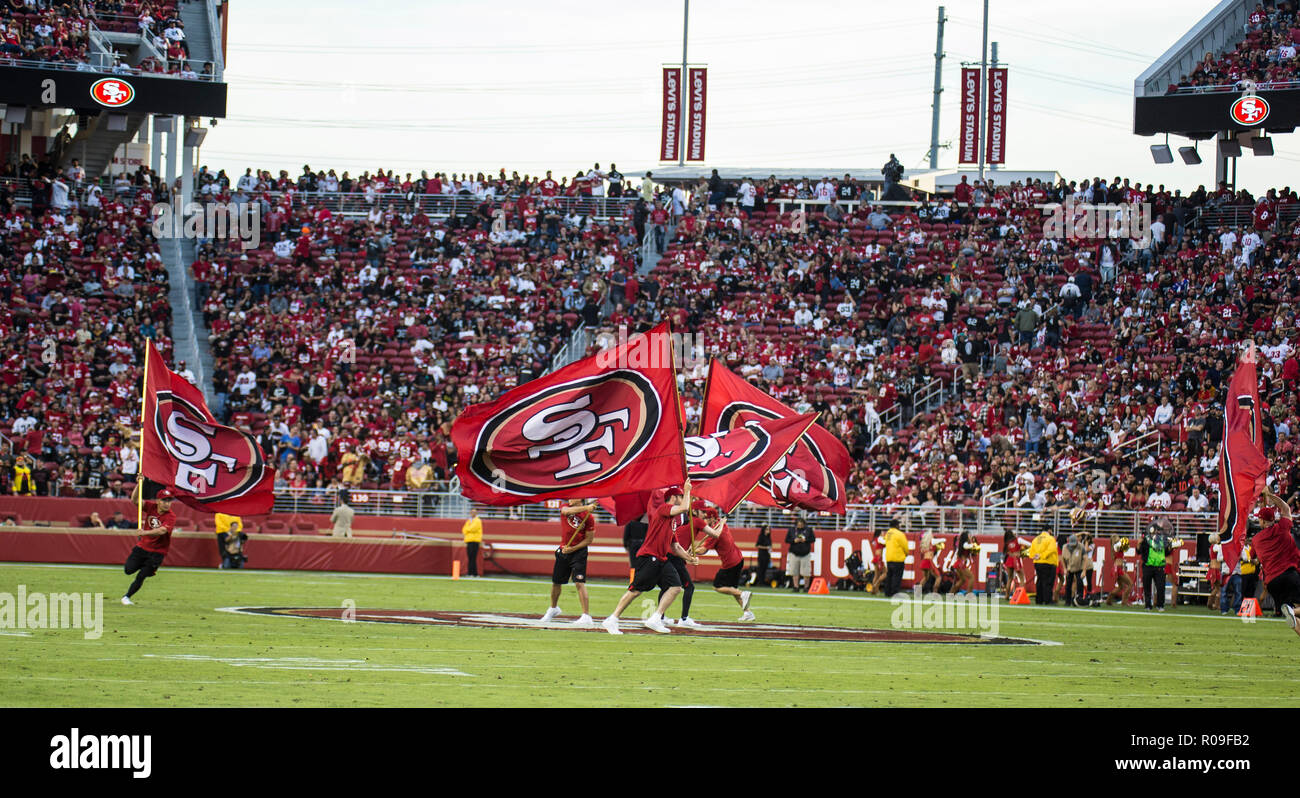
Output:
[1029,531,1059,566]
[461,510,483,578]
[884,526,908,563]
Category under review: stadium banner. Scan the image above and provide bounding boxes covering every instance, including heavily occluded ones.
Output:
[686,67,707,162]
[985,67,1007,165]
[0,65,228,117]
[1217,344,1268,571]
[141,340,276,515]
[959,67,981,164]
[660,67,682,162]
[700,360,851,514]
[452,322,687,505]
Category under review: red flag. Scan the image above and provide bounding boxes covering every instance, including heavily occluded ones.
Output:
[660,68,681,162]
[686,67,707,162]
[688,413,819,512]
[598,413,816,521]
[699,360,852,514]
[453,323,687,505]
[1217,344,1269,571]
[985,67,1007,165]
[959,67,982,164]
[141,340,276,515]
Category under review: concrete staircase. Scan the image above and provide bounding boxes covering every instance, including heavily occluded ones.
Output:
[158,236,219,412]
[62,111,147,179]
[179,0,221,73]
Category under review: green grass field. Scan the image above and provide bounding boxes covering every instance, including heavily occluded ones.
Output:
[3,562,1299,707]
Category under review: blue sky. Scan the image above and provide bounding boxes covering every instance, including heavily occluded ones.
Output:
[197,0,1300,193]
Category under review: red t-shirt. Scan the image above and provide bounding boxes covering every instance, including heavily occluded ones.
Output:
[135,500,176,554]
[1254,518,1300,582]
[699,523,743,569]
[560,509,594,547]
[637,489,681,560]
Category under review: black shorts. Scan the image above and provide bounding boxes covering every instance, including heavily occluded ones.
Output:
[552,548,588,585]
[125,546,165,577]
[713,564,743,589]
[1267,567,1300,607]
[667,556,691,588]
[629,555,683,593]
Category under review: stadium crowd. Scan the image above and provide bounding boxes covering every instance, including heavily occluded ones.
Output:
[1167,1,1300,91]
[3,149,1300,525]
[0,156,174,498]
[0,0,201,78]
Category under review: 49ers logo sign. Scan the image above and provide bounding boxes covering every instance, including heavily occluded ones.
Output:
[469,371,662,497]
[151,390,269,503]
[90,78,136,107]
[1230,95,1269,126]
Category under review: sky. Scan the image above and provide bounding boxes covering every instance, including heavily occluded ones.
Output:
[197,0,1300,194]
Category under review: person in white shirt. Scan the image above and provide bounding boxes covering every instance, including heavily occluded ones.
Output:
[1153,400,1175,425]
[235,369,257,396]
[814,178,834,201]
[792,304,814,327]
[272,236,293,259]
[1219,228,1238,254]
[1146,489,1172,510]
[586,164,607,197]
[737,179,756,213]
[1186,488,1210,514]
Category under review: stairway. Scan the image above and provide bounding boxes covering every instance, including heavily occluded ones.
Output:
[63,112,147,179]
[178,0,220,72]
[158,236,219,412]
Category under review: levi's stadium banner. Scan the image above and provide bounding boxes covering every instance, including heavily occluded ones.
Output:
[700,360,852,514]
[452,323,687,506]
[686,67,707,162]
[985,67,1007,165]
[141,339,275,515]
[1217,343,1268,572]
[598,412,820,523]
[959,67,981,164]
[661,67,682,162]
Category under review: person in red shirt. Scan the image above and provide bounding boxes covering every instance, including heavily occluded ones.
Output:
[122,485,178,606]
[1256,488,1300,638]
[540,499,597,626]
[602,482,698,635]
[693,505,755,620]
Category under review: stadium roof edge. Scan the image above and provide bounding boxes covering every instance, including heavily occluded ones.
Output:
[1135,0,1248,97]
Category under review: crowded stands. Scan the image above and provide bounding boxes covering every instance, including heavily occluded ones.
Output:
[1167,1,1300,92]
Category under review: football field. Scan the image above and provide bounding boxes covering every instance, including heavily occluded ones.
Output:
[3,562,1298,708]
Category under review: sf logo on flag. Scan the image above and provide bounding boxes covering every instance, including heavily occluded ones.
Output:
[471,371,662,496]
[152,391,268,500]
[684,425,770,479]
[715,402,840,506]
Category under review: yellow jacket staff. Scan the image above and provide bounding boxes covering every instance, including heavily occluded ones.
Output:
[884,527,908,563]
[462,515,483,543]
[1029,531,1059,566]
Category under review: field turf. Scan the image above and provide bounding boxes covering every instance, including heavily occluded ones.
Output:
[3,562,1298,707]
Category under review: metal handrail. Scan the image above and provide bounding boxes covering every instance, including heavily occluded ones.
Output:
[1168,79,1300,94]
[0,53,221,81]
[256,488,1219,537]
[206,189,641,221]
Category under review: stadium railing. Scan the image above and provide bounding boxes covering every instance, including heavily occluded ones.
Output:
[1195,202,1300,231]
[1168,80,1300,94]
[221,191,640,221]
[266,487,1216,540]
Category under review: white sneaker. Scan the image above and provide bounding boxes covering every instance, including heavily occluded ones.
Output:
[739,610,756,622]
[679,617,701,628]
[540,606,561,623]
[572,614,594,627]
[1283,604,1297,630]
[121,596,133,606]
[644,615,672,634]
[740,591,752,612]
[601,616,622,635]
